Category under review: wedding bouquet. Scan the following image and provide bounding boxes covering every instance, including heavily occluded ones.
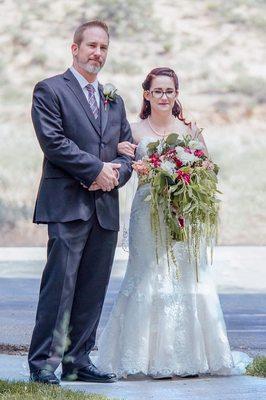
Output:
[133,132,221,279]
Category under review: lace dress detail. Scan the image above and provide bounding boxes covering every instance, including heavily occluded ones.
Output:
[95,134,252,378]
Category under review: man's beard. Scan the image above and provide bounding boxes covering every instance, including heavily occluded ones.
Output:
[80,61,104,74]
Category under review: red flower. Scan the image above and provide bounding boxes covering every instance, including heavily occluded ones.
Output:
[164,149,182,168]
[177,170,191,185]
[178,216,185,228]
[165,148,176,157]
[104,99,109,110]
[150,153,161,168]
[194,149,204,158]
[174,158,183,168]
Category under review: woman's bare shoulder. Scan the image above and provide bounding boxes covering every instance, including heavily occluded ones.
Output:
[130,120,145,131]
[130,120,147,143]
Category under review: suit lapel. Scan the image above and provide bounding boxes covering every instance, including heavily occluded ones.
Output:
[63,69,101,136]
[99,84,109,136]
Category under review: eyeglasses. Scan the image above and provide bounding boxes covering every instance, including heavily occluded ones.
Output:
[148,89,177,99]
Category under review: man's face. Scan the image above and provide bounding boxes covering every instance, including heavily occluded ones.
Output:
[72,26,109,74]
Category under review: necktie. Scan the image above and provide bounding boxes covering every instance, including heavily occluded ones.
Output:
[86,84,99,119]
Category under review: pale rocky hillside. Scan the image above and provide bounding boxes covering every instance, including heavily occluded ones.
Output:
[0,0,265,245]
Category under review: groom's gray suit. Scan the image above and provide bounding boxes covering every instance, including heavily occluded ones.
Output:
[28,68,133,373]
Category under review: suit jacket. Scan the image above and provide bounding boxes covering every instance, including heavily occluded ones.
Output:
[32,68,133,230]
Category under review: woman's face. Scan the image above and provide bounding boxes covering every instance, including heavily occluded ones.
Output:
[144,75,178,114]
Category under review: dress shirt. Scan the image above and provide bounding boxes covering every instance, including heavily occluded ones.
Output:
[70,66,100,108]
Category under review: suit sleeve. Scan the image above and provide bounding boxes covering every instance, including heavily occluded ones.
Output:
[111,97,133,188]
[31,81,103,187]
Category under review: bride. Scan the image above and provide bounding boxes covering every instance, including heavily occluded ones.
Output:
[95,67,251,378]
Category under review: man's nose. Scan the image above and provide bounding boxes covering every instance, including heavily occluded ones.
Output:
[94,46,101,56]
[162,92,168,99]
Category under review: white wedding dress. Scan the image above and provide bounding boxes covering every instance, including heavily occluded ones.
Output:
[95,133,252,379]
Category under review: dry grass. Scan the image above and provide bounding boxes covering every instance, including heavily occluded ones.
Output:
[246,356,266,378]
[0,380,111,400]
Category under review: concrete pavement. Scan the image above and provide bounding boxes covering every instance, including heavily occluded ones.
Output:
[0,278,265,356]
[0,354,265,400]
[0,246,265,399]
[0,247,265,355]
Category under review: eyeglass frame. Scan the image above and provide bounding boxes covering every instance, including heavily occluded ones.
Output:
[145,89,178,99]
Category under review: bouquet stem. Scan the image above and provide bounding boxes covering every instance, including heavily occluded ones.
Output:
[195,262,199,283]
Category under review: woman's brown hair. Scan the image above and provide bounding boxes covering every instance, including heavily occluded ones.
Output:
[139,67,190,127]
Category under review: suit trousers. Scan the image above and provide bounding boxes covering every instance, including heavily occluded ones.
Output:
[28,213,118,373]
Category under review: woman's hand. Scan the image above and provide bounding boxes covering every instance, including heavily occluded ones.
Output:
[117,141,137,158]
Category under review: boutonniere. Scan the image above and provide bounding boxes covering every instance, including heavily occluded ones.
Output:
[103,83,118,110]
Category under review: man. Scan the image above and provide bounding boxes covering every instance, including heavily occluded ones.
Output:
[28,20,133,384]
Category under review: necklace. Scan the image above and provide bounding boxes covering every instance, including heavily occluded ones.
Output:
[147,116,174,137]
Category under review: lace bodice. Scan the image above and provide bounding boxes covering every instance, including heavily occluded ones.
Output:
[135,119,195,160]
[135,136,157,160]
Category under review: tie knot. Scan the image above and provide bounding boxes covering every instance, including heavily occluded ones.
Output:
[86,84,95,93]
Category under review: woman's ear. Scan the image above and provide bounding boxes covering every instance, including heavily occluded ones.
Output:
[143,90,150,102]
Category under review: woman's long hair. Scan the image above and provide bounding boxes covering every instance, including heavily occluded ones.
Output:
[139,67,190,127]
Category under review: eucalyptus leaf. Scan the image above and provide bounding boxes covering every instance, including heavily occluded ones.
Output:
[165,133,179,145]
[147,140,160,154]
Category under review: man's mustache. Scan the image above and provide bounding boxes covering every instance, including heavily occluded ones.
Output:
[89,58,102,63]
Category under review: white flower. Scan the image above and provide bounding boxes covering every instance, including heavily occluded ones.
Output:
[188,140,205,150]
[174,146,187,159]
[175,145,184,153]
[103,83,117,98]
[160,160,176,174]
[175,144,200,164]
[157,140,165,155]
[179,152,199,164]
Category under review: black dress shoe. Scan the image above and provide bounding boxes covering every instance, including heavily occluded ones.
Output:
[30,369,60,385]
[61,363,117,383]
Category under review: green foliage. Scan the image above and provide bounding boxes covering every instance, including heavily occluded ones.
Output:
[163,42,173,53]
[206,0,266,31]
[165,133,180,146]
[0,379,111,400]
[147,140,160,154]
[95,0,158,38]
[143,135,220,274]
[227,76,266,104]
[246,356,266,377]
[107,59,141,75]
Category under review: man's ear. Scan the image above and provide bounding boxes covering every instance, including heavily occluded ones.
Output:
[71,43,79,56]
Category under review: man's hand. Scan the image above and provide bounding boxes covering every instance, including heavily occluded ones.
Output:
[117,141,137,158]
[95,162,121,191]
[80,163,120,192]
[88,182,101,191]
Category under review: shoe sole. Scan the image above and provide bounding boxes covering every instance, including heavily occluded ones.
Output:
[30,378,60,385]
[62,375,117,383]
